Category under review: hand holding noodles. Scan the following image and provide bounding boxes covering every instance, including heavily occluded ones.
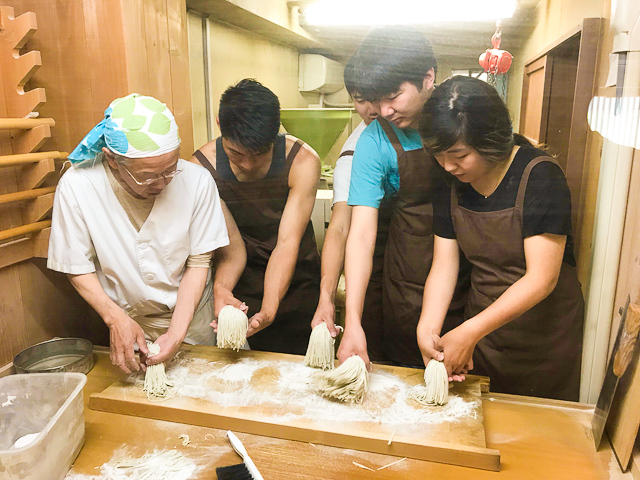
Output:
[143,342,176,401]
[313,355,368,403]
[410,358,448,406]
[217,305,248,351]
[304,322,335,370]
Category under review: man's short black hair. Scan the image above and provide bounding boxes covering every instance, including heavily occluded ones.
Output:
[344,50,365,98]
[354,26,437,102]
[219,78,280,155]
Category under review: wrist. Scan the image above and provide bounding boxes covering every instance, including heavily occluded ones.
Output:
[344,314,363,331]
[318,288,336,305]
[213,283,233,297]
[166,326,187,344]
[259,297,279,320]
[417,318,440,336]
[258,309,277,322]
[317,292,335,308]
[102,305,127,328]
[461,318,484,344]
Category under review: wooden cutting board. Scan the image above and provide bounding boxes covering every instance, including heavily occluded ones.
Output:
[90,345,499,471]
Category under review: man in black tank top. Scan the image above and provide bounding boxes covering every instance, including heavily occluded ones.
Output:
[190,79,322,355]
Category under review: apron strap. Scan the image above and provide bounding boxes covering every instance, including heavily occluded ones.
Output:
[285,139,304,168]
[377,118,405,158]
[338,149,354,159]
[450,181,460,207]
[515,155,559,212]
[192,149,220,180]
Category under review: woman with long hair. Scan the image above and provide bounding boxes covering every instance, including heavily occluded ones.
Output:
[417,76,584,400]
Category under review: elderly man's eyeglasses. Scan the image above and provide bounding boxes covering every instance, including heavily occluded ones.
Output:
[120,162,183,186]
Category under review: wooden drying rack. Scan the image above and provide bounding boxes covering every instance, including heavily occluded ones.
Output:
[0,6,66,269]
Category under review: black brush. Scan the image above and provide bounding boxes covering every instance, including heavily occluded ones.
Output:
[216,462,254,480]
[216,430,264,480]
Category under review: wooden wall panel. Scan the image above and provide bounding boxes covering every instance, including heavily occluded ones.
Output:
[81,0,129,121]
[10,0,128,153]
[11,0,193,156]
[142,0,173,107]
[167,0,194,155]
[120,0,151,97]
[121,0,194,157]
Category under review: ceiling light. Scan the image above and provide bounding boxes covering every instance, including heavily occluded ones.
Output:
[303,0,516,26]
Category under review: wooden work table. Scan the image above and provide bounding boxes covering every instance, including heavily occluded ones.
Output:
[68,350,625,479]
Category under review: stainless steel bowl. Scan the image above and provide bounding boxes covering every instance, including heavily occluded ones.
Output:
[13,338,94,374]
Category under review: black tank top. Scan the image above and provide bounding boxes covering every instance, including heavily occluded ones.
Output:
[214,133,287,180]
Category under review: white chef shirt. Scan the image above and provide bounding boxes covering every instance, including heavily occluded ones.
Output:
[48,158,229,319]
[332,121,366,205]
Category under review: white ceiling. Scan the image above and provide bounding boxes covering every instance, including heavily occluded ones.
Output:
[290,0,539,61]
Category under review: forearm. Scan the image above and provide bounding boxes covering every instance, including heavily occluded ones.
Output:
[261,241,299,317]
[344,230,375,330]
[464,272,557,342]
[68,273,123,326]
[170,266,209,340]
[417,264,458,335]
[318,225,348,304]
[212,243,246,296]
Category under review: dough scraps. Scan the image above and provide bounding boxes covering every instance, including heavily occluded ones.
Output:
[313,355,368,403]
[216,305,248,351]
[304,322,335,370]
[410,359,448,406]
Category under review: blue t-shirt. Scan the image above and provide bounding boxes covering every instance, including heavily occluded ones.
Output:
[347,119,423,208]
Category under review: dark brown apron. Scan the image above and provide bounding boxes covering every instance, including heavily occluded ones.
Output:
[379,119,469,366]
[451,155,584,400]
[193,134,321,355]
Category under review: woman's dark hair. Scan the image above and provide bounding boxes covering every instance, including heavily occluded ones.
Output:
[219,78,280,155]
[419,76,532,162]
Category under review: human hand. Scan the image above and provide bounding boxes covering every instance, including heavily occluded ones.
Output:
[337,324,370,371]
[417,327,444,364]
[310,299,338,337]
[246,311,275,337]
[439,323,477,382]
[144,330,183,366]
[211,285,248,331]
[106,311,149,374]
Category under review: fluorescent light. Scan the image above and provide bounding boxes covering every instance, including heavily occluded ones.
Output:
[303,0,516,25]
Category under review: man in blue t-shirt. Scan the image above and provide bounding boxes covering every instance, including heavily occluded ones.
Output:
[339,27,469,370]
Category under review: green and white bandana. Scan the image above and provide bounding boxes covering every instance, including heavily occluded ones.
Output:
[68,93,181,164]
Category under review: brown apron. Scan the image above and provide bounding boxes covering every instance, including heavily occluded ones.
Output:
[379,119,469,366]
[193,134,321,355]
[451,155,584,401]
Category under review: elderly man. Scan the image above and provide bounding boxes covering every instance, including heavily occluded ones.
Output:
[48,93,236,373]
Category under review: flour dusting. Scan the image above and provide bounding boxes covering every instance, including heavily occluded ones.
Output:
[128,356,478,430]
[65,448,197,480]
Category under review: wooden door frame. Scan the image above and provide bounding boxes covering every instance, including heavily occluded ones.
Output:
[520,55,552,143]
[519,18,603,246]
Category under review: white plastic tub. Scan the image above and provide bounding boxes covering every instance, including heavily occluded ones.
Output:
[0,372,87,480]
